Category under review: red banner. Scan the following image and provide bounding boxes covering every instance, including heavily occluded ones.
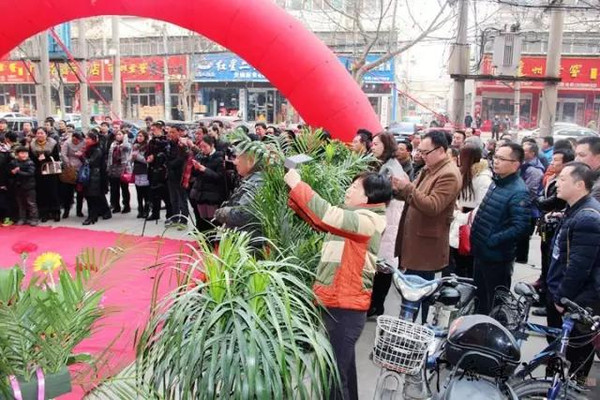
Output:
[481,55,600,89]
[0,55,187,84]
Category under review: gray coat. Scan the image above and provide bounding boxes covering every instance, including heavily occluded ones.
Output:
[61,138,85,169]
[107,140,131,179]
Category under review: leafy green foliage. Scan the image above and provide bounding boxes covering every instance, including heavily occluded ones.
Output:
[136,230,339,399]
[0,245,130,396]
[230,128,374,282]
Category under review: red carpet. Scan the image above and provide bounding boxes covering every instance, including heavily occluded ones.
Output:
[0,226,192,399]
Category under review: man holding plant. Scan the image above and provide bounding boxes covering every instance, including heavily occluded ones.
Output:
[284,168,392,400]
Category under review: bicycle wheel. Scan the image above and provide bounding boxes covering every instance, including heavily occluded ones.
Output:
[510,379,587,400]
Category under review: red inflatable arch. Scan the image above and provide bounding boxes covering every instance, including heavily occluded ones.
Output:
[0,0,381,141]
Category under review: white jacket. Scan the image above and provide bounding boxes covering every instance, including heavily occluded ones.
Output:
[378,158,408,269]
[449,160,493,249]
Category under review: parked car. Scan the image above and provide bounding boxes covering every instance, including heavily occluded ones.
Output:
[515,122,597,143]
[401,116,425,131]
[0,112,38,132]
[195,116,247,130]
[553,125,598,140]
[388,122,417,142]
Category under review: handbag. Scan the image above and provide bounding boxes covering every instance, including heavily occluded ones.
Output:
[458,211,474,256]
[121,171,134,184]
[59,165,78,184]
[41,157,62,175]
[77,162,91,186]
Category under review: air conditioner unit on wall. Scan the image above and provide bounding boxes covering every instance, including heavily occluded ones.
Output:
[492,33,523,76]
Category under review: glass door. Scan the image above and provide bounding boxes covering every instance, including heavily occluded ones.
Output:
[248,89,275,123]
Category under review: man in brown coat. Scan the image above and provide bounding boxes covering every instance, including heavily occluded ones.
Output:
[392,130,462,322]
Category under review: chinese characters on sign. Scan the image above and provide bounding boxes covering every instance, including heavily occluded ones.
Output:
[483,55,600,88]
[0,56,187,84]
[192,53,395,83]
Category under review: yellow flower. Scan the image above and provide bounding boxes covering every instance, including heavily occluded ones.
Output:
[33,252,63,274]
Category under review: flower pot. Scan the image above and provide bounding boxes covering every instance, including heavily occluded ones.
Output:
[1,368,71,400]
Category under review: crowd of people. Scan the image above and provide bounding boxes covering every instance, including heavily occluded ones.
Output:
[1,112,600,398]
[0,115,297,231]
[328,127,600,398]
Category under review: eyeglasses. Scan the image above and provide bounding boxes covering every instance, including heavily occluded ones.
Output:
[493,155,518,163]
[416,147,440,156]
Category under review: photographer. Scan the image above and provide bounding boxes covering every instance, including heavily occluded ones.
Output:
[146,122,172,221]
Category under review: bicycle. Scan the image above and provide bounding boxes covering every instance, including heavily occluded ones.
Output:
[489,281,562,346]
[371,269,476,399]
[508,297,600,399]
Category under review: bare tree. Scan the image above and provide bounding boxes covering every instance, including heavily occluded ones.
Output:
[320,0,457,83]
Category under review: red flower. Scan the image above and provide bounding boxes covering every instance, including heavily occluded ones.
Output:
[11,241,38,255]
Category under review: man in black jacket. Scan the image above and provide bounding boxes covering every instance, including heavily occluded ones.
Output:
[166,125,190,227]
[546,161,600,383]
[470,143,531,314]
[146,122,172,221]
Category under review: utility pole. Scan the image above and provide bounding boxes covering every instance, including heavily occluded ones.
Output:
[450,0,469,128]
[112,16,122,120]
[539,2,564,136]
[37,32,52,120]
[163,24,171,120]
[78,19,90,131]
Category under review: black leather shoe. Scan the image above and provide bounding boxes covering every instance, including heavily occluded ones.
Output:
[122,206,131,214]
[62,210,69,219]
[146,215,160,221]
[82,218,96,225]
[102,212,112,220]
[76,211,84,217]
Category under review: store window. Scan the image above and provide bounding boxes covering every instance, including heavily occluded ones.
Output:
[127,86,156,107]
[482,96,532,127]
[0,85,9,106]
[247,89,275,123]
[17,85,36,112]
[556,96,585,125]
[200,88,239,117]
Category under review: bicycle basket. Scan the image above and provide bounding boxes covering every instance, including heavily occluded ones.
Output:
[489,287,526,332]
[373,316,435,375]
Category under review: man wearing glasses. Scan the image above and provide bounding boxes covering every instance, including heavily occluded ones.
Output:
[470,143,531,314]
[392,130,461,323]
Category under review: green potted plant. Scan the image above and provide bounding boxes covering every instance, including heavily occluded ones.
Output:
[0,247,121,400]
[135,230,339,399]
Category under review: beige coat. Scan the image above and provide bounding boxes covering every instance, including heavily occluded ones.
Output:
[395,157,462,271]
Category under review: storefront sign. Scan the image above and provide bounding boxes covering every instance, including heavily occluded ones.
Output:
[192,53,395,83]
[65,55,187,83]
[481,55,600,89]
[0,60,34,83]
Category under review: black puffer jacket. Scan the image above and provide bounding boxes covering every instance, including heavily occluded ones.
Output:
[547,195,600,306]
[189,150,225,205]
[471,173,531,262]
[8,159,35,190]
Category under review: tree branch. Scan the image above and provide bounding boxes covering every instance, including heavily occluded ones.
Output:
[356,0,453,80]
